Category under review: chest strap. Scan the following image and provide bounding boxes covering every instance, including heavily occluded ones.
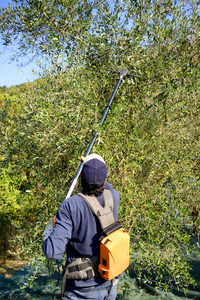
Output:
[77,189,115,229]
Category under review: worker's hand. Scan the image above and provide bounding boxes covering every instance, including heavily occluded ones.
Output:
[42,217,54,241]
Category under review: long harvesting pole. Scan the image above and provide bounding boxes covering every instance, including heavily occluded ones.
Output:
[64,67,132,200]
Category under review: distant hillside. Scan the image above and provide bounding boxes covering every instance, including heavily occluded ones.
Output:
[0,82,34,96]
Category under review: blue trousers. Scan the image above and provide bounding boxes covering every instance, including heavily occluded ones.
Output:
[63,278,118,300]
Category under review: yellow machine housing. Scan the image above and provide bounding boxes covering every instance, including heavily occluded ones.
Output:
[98,228,130,280]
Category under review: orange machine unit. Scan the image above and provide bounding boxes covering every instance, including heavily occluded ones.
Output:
[98,227,130,280]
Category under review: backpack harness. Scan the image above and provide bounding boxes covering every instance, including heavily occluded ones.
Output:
[61,189,130,296]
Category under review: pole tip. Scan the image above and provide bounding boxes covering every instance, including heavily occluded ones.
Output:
[120,68,128,78]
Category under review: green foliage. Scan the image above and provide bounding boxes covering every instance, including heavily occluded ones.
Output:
[1,0,199,67]
[0,166,32,259]
[0,0,200,293]
[0,169,21,215]
[1,51,199,287]
[0,0,94,64]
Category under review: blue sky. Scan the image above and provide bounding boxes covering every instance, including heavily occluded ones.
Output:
[0,0,39,87]
[0,45,40,88]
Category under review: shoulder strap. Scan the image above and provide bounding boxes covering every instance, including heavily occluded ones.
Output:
[77,190,115,230]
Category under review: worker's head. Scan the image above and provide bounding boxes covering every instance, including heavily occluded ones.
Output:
[81,153,107,196]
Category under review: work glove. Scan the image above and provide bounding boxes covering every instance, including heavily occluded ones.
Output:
[42,217,54,241]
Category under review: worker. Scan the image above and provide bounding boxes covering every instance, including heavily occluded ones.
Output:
[42,153,120,299]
